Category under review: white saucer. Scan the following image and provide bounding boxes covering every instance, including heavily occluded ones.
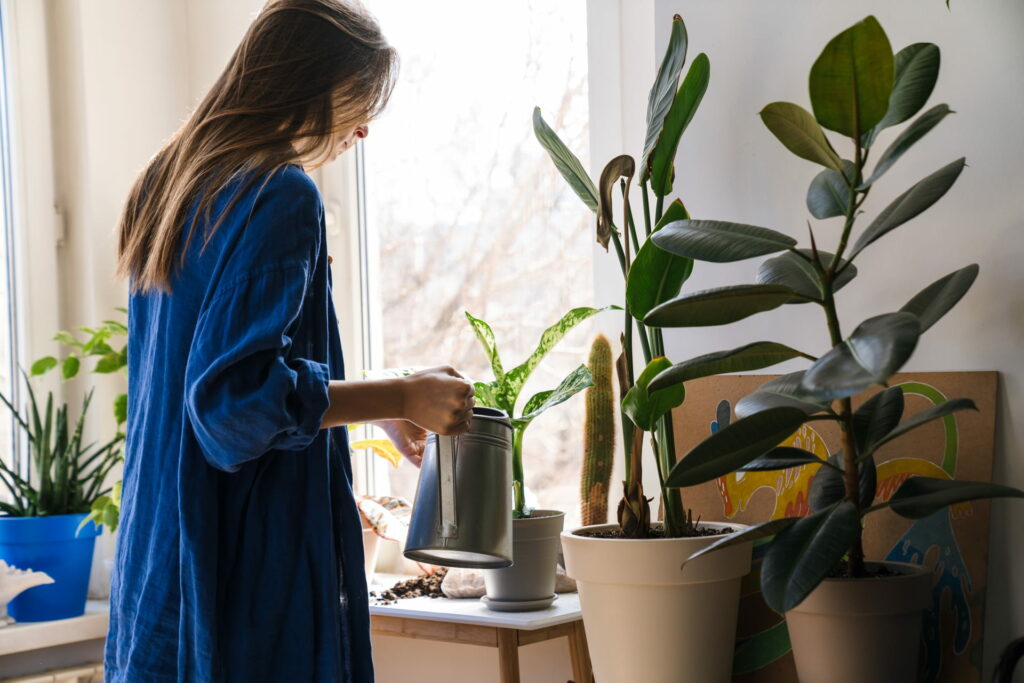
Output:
[481,593,558,612]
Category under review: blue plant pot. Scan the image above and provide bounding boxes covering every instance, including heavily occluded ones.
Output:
[0,513,100,622]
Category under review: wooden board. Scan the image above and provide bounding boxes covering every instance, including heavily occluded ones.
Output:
[672,372,999,683]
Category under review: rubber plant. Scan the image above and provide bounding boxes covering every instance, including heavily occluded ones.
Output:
[466,308,605,518]
[534,15,710,537]
[642,15,1024,613]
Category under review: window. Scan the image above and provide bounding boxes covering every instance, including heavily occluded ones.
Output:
[358,0,593,525]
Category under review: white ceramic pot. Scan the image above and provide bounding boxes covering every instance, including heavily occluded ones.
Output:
[562,522,750,683]
[785,561,931,683]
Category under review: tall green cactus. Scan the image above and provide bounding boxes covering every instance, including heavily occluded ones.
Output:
[581,334,615,526]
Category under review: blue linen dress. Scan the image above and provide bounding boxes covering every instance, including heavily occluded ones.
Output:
[105,165,372,682]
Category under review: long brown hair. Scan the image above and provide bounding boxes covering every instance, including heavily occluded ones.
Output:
[117,0,397,292]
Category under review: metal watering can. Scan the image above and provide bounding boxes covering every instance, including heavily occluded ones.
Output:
[404,407,513,569]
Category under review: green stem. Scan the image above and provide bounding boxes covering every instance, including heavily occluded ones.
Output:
[512,427,525,517]
[641,182,654,237]
[625,195,641,255]
[655,193,665,224]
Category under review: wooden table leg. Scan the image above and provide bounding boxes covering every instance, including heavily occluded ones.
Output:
[568,621,593,683]
[497,628,520,683]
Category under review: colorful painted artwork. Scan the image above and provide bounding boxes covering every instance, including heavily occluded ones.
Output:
[673,372,999,683]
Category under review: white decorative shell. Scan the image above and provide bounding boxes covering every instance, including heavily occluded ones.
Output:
[0,559,54,606]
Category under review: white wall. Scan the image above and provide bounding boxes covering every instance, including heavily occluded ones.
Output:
[633,0,1021,678]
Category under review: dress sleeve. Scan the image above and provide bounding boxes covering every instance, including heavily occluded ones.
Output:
[184,171,330,473]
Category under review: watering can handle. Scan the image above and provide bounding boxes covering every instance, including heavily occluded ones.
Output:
[438,434,458,538]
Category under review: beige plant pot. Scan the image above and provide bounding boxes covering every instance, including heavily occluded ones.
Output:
[362,527,381,579]
[786,561,931,683]
[562,522,751,683]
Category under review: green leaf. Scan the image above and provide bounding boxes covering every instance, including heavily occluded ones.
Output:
[31,356,58,376]
[62,355,81,380]
[648,342,809,393]
[53,331,81,348]
[512,365,593,428]
[102,502,119,530]
[94,353,123,374]
[761,502,860,613]
[622,357,686,432]
[809,453,877,511]
[464,312,504,381]
[626,200,694,319]
[640,14,688,182]
[801,313,921,401]
[472,381,500,410]
[500,307,608,414]
[598,155,635,250]
[760,102,844,171]
[900,264,979,333]
[809,16,894,138]
[682,517,800,567]
[651,220,797,263]
[644,284,798,328]
[853,386,904,455]
[113,393,128,425]
[806,160,855,219]
[865,43,941,146]
[861,104,952,187]
[736,371,832,419]
[739,447,826,472]
[882,477,1024,520]
[757,250,857,304]
[533,107,598,213]
[851,158,966,258]
[650,53,711,196]
[666,406,807,487]
[866,397,977,455]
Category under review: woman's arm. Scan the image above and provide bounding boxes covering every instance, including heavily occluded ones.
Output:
[321,365,474,435]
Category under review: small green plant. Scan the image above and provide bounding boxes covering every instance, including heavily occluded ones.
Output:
[0,379,123,520]
[467,308,606,518]
[581,334,615,526]
[643,16,1024,612]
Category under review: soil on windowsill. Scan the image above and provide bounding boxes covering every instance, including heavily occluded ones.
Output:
[575,525,731,540]
[370,568,448,605]
[827,561,902,580]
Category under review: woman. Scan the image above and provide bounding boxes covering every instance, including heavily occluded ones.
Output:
[108,2,472,680]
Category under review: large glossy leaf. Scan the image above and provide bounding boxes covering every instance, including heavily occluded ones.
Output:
[865,43,941,146]
[650,53,711,196]
[622,358,686,432]
[626,200,694,319]
[736,371,831,418]
[807,160,856,219]
[809,16,894,138]
[640,14,688,182]
[682,517,800,567]
[644,284,797,328]
[866,397,977,455]
[852,385,904,455]
[801,313,922,401]
[740,447,826,472]
[760,102,844,171]
[465,312,504,381]
[861,104,952,187]
[761,502,860,613]
[666,406,807,487]
[851,158,966,258]
[756,249,857,304]
[882,477,1024,519]
[648,342,809,393]
[651,220,796,263]
[598,155,635,250]
[533,107,598,213]
[499,307,609,414]
[513,364,593,428]
[900,264,979,333]
[809,453,877,511]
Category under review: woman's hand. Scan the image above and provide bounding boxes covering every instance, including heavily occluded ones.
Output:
[376,419,428,467]
[399,366,475,436]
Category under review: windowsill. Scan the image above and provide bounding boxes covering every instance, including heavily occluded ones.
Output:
[0,600,108,656]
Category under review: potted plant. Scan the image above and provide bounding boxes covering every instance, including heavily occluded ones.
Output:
[534,16,752,681]
[646,16,1024,683]
[466,308,599,610]
[0,381,123,621]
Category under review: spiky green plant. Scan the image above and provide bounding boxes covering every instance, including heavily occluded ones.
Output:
[581,334,615,526]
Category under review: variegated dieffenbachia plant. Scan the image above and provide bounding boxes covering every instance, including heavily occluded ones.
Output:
[466,307,612,518]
